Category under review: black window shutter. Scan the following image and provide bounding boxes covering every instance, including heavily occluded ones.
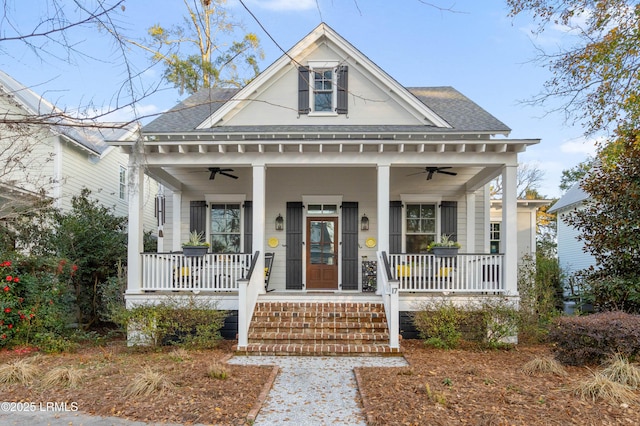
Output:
[336,66,348,114]
[441,201,458,241]
[298,67,310,114]
[341,202,358,290]
[286,202,304,289]
[390,201,403,253]
[243,201,252,253]
[189,201,207,237]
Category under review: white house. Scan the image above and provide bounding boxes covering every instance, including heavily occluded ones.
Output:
[113,24,539,354]
[548,182,595,310]
[490,199,552,260]
[0,70,157,233]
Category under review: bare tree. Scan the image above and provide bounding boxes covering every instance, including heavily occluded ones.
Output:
[490,163,546,199]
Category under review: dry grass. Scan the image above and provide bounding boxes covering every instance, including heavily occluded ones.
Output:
[573,370,638,405]
[124,368,173,397]
[521,356,568,376]
[41,366,85,388]
[168,348,192,362]
[600,354,640,389]
[206,361,229,380]
[0,357,40,385]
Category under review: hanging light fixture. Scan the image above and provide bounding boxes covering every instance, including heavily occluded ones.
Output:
[275,213,284,231]
[360,214,369,231]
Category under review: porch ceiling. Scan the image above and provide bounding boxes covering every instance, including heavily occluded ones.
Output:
[145,164,503,195]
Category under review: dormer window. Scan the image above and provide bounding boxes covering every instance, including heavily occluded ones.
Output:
[313,69,334,112]
[298,63,348,115]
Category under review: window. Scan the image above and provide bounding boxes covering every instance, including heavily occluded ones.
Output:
[210,204,241,253]
[119,166,126,200]
[307,204,338,215]
[313,69,333,112]
[490,222,501,254]
[298,65,348,115]
[405,203,437,253]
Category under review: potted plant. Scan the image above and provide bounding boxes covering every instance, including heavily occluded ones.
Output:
[182,231,210,257]
[427,234,461,257]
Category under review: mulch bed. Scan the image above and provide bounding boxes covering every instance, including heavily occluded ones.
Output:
[2,339,640,425]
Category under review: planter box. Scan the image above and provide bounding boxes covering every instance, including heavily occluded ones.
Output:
[430,247,459,257]
[182,246,209,257]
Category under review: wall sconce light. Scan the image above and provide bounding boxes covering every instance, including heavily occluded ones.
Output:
[275,213,284,231]
[360,214,369,231]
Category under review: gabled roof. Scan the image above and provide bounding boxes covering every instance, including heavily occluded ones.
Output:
[0,69,135,155]
[143,23,510,137]
[143,87,510,135]
[548,182,589,213]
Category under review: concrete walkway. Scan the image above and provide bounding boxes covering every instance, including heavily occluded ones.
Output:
[0,355,407,426]
[228,355,408,425]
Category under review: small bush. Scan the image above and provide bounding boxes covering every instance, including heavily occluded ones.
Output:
[115,296,227,349]
[601,354,640,388]
[413,299,467,349]
[124,368,172,397]
[549,311,640,365]
[573,370,638,405]
[206,361,229,380]
[521,357,568,376]
[413,297,519,349]
[0,357,40,385]
[41,366,84,388]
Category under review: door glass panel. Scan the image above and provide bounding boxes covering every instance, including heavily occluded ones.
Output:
[309,220,334,265]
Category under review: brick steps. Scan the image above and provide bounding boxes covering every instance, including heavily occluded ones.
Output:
[235,301,401,356]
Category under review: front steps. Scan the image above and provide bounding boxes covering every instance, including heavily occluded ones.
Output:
[234,301,401,356]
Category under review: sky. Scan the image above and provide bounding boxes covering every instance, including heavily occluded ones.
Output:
[0,0,599,199]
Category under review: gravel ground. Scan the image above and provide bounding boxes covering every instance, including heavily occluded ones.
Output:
[228,355,408,425]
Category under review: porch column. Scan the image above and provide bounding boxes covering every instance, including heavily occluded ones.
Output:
[252,164,266,282]
[171,190,182,252]
[126,159,145,294]
[502,165,518,295]
[465,191,476,252]
[376,164,390,295]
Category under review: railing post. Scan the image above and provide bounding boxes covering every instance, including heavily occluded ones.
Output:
[389,280,399,349]
[237,278,248,348]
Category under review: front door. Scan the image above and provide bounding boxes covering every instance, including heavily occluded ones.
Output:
[306,217,338,289]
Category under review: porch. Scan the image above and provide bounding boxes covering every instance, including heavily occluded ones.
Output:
[130,250,507,354]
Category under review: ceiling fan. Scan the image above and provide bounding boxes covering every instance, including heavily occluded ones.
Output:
[208,167,238,180]
[408,166,458,180]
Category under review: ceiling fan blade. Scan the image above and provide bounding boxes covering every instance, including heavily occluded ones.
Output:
[406,171,426,177]
[438,170,458,176]
[426,170,435,180]
[219,172,239,179]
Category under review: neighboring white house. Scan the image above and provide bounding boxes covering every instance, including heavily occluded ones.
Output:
[112,23,540,353]
[490,199,552,261]
[548,182,596,311]
[0,69,157,234]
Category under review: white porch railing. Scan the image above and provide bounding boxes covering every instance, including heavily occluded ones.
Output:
[378,251,400,350]
[388,253,504,293]
[141,252,253,291]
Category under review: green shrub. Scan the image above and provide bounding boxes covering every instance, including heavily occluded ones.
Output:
[518,254,562,343]
[549,311,640,365]
[413,299,468,349]
[115,296,227,349]
[413,297,520,349]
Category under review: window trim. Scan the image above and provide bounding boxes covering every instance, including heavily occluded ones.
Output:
[401,195,442,253]
[307,61,339,116]
[205,194,246,253]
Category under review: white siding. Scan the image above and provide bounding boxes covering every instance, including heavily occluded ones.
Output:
[557,207,595,276]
